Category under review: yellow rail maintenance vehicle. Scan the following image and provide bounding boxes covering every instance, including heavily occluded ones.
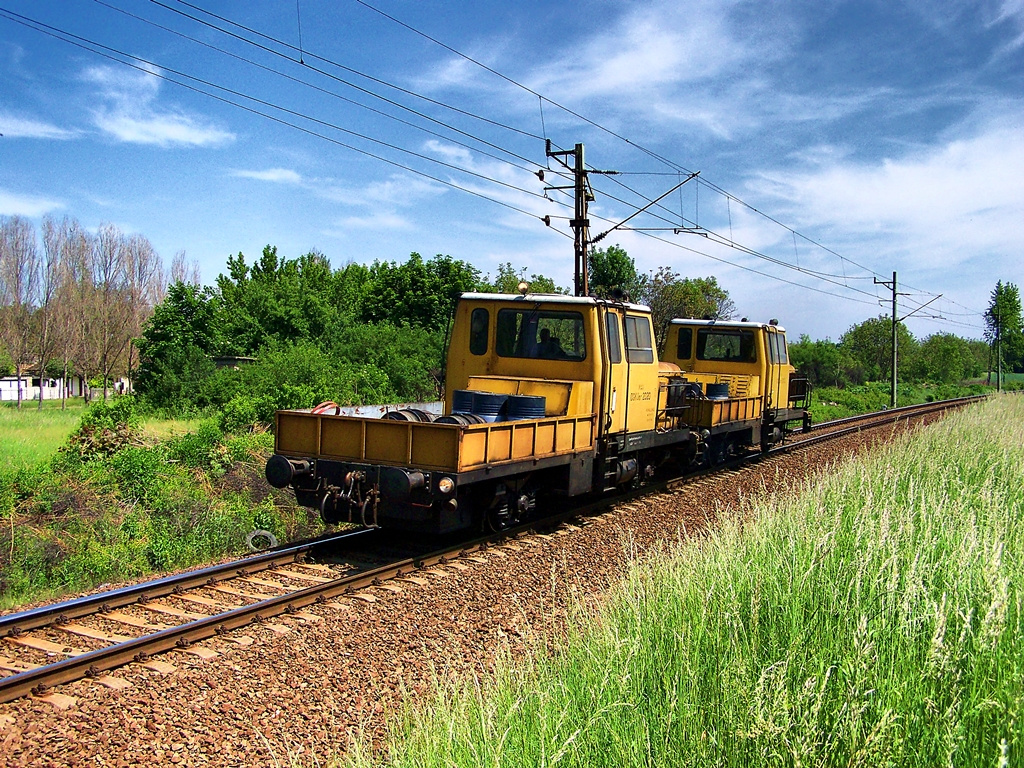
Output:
[661,318,812,463]
[267,292,685,534]
[266,291,811,535]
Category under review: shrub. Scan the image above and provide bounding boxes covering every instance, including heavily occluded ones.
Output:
[219,395,260,434]
[108,446,167,505]
[166,419,229,474]
[61,396,143,461]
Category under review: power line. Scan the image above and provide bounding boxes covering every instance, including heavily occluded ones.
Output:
[350,0,923,289]
[91,0,541,175]
[150,0,543,143]
[122,1,982,328]
[0,7,556,224]
[3,3,990,339]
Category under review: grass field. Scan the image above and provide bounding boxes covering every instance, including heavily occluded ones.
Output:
[0,400,86,469]
[350,394,1023,767]
[138,415,204,441]
[0,399,202,469]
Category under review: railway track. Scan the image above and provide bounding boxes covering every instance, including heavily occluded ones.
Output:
[791,394,987,446]
[0,395,983,705]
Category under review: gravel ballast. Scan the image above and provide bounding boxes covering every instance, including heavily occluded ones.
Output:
[0,416,942,767]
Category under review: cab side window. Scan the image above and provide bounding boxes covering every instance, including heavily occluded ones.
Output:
[624,315,654,364]
[676,327,693,360]
[776,332,789,364]
[767,331,788,365]
[469,308,489,355]
[605,313,622,364]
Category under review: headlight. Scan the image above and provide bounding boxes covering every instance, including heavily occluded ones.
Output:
[437,476,455,495]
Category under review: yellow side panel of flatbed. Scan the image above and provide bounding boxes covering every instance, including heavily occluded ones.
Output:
[275,411,595,472]
[685,397,763,428]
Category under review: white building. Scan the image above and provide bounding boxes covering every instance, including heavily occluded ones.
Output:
[0,374,88,402]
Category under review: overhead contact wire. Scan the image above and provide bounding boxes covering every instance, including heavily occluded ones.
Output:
[0,9,556,225]
[150,0,543,142]
[92,0,539,173]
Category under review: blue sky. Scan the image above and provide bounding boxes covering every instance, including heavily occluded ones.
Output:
[1,0,1022,341]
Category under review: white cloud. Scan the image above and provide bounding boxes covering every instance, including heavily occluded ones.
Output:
[534,5,747,97]
[82,64,234,147]
[992,0,1024,49]
[318,174,446,207]
[0,188,63,217]
[330,211,413,231]
[231,168,304,184]
[748,116,1024,265]
[0,112,78,140]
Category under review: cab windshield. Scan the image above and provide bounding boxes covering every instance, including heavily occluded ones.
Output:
[495,308,586,361]
[696,328,756,362]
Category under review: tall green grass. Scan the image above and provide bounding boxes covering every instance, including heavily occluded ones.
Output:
[352,395,1023,767]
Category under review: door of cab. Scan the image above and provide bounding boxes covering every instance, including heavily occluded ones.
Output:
[601,307,628,435]
[764,326,791,412]
[600,307,659,436]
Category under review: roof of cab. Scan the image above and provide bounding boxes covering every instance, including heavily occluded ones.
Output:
[460,292,651,312]
[670,318,787,333]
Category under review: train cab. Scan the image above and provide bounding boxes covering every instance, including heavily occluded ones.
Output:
[662,319,810,455]
[445,292,662,440]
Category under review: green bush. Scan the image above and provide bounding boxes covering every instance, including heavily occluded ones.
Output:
[108,446,167,505]
[61,396,143,462]
[1,411,321,608]
[166,419,229,473]
[219,394,260,434]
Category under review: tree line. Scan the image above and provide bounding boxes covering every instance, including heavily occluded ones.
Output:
[131,243,740,420]
[0,215,197,408]
[4,213,1013,418]
[790,282,1022,389]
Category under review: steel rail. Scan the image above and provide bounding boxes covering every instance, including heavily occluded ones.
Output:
[801,394,987,434]
[0,394,985,704]
[0,528,371,636]
[787,395,986,447]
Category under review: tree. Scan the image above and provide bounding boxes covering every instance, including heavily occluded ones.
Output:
[44,217,91,409]
[788,334,847,388]
[839,315,916,384]
[169,250,201,288]
[37,217,66,408]
[911,333,981,384]
[485,262,566,295]
[984,281,1023,379]
[216,245,361,353]
[122,233,164,390]
[361,252,484,328]
[639,268,735,351]
[135,281,227,407]
[588,244,644,300]
[0,216,39,408]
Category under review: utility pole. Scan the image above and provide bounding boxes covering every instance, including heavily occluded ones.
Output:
[545,141,594,297]
[874,271,942,408]
[874,271,900,409]
[542,141,682,298]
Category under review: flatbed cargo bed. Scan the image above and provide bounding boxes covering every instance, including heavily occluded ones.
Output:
[275,410,596,473]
